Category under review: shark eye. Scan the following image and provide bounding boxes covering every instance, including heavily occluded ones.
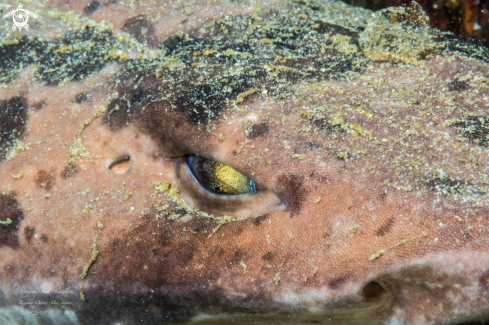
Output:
[187,155,257,195]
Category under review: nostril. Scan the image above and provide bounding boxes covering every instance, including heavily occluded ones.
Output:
[362,280,387,302]
[108,155,133,174]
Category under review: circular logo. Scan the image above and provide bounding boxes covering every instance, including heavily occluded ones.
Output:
[12,8,29,30]
[3,3,37,32]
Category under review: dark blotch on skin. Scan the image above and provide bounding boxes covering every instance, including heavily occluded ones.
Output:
[106,11,368,127]
[173,84,226,125]
[375,217,394,236]
[328,275,349,289]
[262,251,274,261]
[122,16,158,47]
[32,100,46,111]
[62,164,79,179]
[427,175,480,196]
[313,118,344,134]
[1,28,119,85]
[75,92,89,104]
[40,234,49,243]
[0,96,28,161]
[479,270,489,291]
[0,37,44,83]
[448,79,469,92]
[36,170,55,191]
[276,174,308,216]
[0,193,24,249]
[248,123,270,139]
[76,212,271,324]
[84,1,100,15]
[38,27,117,85]
[253,214,268,226]
[454,117,489,147]
[24,226,35,243]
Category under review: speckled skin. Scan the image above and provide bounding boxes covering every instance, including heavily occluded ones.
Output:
[0,1,489,324]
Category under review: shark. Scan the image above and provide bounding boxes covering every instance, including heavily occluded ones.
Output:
[0,0,488,324]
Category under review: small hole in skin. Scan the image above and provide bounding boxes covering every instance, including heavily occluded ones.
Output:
[108,155,132,174]
[362,281,387,302]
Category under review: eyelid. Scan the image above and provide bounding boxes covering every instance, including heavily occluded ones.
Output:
[175,157,284,217]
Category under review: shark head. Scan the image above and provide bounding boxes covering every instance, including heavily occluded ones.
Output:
[0,1,488,324]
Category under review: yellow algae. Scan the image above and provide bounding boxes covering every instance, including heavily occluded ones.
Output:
[105,48,129,60]
[82,204,94,214]
[10,172,24,179]
[152,181,170,192]
[349,225,359,235]
[370,232,430,260]
[240,262,248,273]
[6,140,30,161]
[80,106,107,132]
[80,221,104,301]
[152,181,250,233]
[273,273,281,285]
[292,154,307,160]
[359,3,441,65]
[68,135,90,162]
[260,38,274,44]
[235,139,253,154]
[235,88,259,104]
[0,218,12,226]
[122,183,133,201]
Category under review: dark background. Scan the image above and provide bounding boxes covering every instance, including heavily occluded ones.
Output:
[340,0,489,47]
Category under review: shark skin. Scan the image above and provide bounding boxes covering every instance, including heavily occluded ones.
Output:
[0,0,489,324]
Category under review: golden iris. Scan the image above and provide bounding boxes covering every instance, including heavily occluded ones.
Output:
[188,155,257,195]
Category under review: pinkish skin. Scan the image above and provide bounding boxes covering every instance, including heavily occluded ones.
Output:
[0,0,488,324]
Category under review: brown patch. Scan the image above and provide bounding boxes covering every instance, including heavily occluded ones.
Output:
[479,270,489,291]
[0,96,28,161]
[328,275,349,289]
[448,79,469,92]
[253,214,268,226]
[84,1,100,15]
[276,174,308,216]
[375,217,394,236]
[35,170,55,190]
[32,100,46,111]
[262,251,274,261]
[61,164,79,179]
[377,191,387,201]
[233,248,246,261]
[75,92,89,104]
[306,141,321,149]
[247,123,269,139]
[122,15,158,47]
[40,234,49,243]
[24,226,35,243]
[0,193,24,248]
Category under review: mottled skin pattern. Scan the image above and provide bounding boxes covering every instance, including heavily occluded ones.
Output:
[0,0,489,324]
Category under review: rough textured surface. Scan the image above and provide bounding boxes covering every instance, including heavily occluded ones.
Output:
[341,0,489,48]
[0,0,488,324]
